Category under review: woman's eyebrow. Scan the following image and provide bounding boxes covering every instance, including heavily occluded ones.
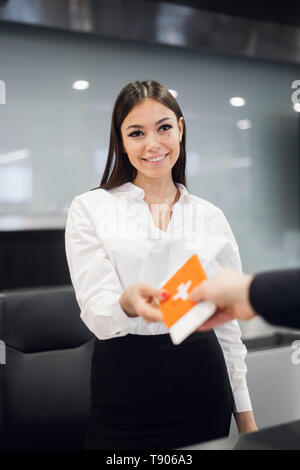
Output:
[125,117,171,131]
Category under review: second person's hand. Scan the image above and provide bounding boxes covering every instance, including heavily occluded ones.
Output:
[188,268,257,330]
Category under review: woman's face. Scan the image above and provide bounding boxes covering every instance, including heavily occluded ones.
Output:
[120,98,184,179]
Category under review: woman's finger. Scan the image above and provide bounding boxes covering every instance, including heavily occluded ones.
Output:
[139,282,169,301]
[150,297,160,308]
[138,303,164,322]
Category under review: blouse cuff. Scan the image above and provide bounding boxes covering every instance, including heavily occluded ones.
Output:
[82,295,132,339]
[232,388,253,413]
[110,300,132,337]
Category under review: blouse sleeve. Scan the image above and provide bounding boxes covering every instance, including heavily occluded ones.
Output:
[212,209,253,413]
[65,195,132,340]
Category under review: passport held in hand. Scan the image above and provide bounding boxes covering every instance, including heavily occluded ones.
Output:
[159,254,216,345]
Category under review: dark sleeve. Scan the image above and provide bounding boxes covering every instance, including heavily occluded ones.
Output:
[249,269,300,329]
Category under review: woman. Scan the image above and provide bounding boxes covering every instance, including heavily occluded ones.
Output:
[65,80,257,450]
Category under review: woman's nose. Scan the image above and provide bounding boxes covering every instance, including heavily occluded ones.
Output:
[145,132,161,150]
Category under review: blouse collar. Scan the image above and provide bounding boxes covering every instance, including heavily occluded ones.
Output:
[108,181,190,203]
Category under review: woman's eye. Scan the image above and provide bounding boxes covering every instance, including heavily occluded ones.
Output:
[159,124,172,132]
[128,130,143,137]
[128,125,172,137]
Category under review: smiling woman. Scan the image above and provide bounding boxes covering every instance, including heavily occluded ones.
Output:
[98,80,187,195]
[65,80,257,450]
[121,99,183,176]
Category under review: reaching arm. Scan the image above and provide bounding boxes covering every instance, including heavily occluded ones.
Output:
[65,195,133,339]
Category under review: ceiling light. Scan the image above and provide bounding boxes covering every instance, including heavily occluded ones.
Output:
[229,97,246,107]
[72,80,90,90]
[236,119,252,130]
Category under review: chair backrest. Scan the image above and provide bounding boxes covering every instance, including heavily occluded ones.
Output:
[0,285,95,449]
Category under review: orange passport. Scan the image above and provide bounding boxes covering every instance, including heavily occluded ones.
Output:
[159,254,216,344]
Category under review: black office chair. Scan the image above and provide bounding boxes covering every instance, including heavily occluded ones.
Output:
[0,285,95,449]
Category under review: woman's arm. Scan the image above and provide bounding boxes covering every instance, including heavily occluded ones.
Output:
[234,411,258,434]
[212,209,257,433]
[65,195,133,339]
[214,317,257,431]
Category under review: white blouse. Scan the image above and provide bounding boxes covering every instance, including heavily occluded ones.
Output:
[65,181,252,413]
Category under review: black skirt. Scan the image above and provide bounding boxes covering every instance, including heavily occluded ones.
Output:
[84,331,233,450]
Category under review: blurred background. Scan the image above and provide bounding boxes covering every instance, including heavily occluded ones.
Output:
[0,0,299,338]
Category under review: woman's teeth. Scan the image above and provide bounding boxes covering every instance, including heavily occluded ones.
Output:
[144,153,168,163]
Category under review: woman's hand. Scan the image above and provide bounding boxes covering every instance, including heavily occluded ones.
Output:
[119,282,169,323]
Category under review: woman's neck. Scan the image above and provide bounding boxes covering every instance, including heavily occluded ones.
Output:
[132,174,179,205]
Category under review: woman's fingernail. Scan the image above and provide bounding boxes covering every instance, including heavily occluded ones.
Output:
[162,291,169,299]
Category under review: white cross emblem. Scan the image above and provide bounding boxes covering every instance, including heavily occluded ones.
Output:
[173,280,192,301]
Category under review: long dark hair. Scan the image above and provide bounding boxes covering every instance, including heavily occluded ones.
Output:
[93,80,187,191]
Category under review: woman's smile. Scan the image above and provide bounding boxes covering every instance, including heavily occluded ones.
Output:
[141,152,169,165]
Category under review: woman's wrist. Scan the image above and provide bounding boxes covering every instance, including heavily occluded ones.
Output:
[234,411,258,434]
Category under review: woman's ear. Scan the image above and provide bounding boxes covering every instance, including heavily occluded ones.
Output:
[178,116,184,142]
